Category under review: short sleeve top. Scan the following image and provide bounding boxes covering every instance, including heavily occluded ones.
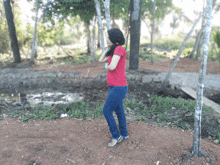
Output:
[107,46,127,86]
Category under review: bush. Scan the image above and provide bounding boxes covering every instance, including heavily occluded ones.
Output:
[0,30,9,54]
[154,37,195,51]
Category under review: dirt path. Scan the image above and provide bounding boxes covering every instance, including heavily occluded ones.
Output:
[1,118,220,165]
[31,58,220,77]
[0,58,220,165]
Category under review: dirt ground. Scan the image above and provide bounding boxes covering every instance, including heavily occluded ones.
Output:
[31,58,220,78]
[0,58,220,165]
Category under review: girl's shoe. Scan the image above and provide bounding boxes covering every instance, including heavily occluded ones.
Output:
[108,135,123,147]
[122,135,129,140]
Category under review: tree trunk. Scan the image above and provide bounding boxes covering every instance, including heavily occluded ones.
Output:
[150,0,156,64]
[196,32,203,60]
[125,3,131,52]
[3,0,21,63]
[125,27,130,52]
[6,19,12,57]
[94,0,106,69]
[112,10,115,27]
[129,0,142,70]
[103,0,111,31]
[192,0,212,157]
[196,0,206,60]
[162,8,206,87]
[192,0,217,60]
[26,22,30,59]
[30,0,39,64]
[97,27,100,48]
[190,29,203,59]
[91,16,97,63]
[86,20,92,54]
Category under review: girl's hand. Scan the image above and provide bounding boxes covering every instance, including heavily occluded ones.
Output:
[105,63,111,71]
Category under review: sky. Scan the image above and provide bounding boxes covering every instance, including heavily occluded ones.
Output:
[18,0,220,38]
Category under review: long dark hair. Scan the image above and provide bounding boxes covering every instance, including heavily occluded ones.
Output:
[105,28,125,57]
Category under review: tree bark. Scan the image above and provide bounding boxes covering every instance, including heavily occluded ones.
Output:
[150,0,156,64]
[129,0,142,70]
[3,0,21,63]
[103,0,111,31]
[196,0,206,60]
[190,29,203,59]
[97,27,100,48]
[6,19,12,56]
[192,0,212,157]
[191,0,217,60]
[162,8,206,87]
[86,20,92,54]
[91,16,97,63]
[125,3,131,52]
[196,32,203,60]
[94,0,106,69]
[125,27,130,52]
[30,0,39,64]
[26,22,30,59]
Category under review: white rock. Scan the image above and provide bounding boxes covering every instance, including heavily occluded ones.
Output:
[213,140,219,144]
[60,114,69,118]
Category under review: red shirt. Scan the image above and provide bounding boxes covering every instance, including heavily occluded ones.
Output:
[107,46,127,86]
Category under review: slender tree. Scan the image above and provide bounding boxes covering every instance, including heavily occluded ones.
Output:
[2,0,21,63]
[86,20,92,54]
[30,0,40,64]
[129,0,142,70]
[91,16,97,63]
[162,8,207,87]
[150,0,156,64]
[94,0,106,69]
[190,29,204,59]
[196,0,206,60]
[192,0,213,157]
[102,0,111,30]
[190,0,218,59]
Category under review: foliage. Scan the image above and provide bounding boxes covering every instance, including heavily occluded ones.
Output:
[0,0,31,53]
[153,37,195,50]
[9,92,219,141]
[13,1,30,49]
[213,30,220,48]
[0,1,9,54]
[141,0,173,22]
[41,0,96,24]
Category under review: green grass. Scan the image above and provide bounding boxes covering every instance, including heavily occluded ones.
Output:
[9,94,219,141]
[153,37,195,51]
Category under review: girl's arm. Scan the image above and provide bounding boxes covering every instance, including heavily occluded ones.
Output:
[98,48,109,63]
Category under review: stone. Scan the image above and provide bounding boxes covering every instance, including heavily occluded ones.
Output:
[213,140,219,144]
[57,72,63,78]
[171,84,175,90]
[153,76,164,82]
[12,102,21,106]
[142,75,154,83]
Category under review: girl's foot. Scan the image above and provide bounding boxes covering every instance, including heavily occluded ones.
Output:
[122,135,129,140]
[108,135,123,147]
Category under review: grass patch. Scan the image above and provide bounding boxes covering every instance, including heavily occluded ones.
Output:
[153,37,195,51]
[9,95,219,141]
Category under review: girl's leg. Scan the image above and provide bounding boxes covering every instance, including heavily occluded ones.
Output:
[103,86,127,139]
[114,100,128,137]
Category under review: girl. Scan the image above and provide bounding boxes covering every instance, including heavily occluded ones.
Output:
[98,28,129,147]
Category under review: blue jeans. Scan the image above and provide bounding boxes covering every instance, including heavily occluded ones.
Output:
[103,85,128,139]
